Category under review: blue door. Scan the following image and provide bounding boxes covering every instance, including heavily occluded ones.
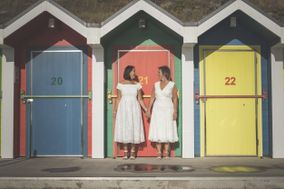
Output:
[27,50,87,156]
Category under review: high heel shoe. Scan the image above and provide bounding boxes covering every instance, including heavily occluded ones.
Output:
[164,151,170,159]
[130,150,136,160]
[123,150,128,160]
[157,152,162,159]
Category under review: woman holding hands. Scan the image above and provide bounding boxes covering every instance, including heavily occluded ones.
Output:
[147,66,178,159]
[113,65,147,160]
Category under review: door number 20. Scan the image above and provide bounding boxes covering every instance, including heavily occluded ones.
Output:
[51,77,63,86]
[225,77,236,86]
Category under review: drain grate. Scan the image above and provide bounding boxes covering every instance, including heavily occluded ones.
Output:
[115,164,194,173]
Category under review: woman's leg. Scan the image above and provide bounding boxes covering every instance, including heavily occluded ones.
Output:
[164,143,170,158]
[123,144,128,160]
[156,143,162,159]
[130,144,136,160]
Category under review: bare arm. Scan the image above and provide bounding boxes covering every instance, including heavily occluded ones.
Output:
[137,90,147,112]
[172,85,178,120]
[146,86,156,117]
[113,89,121,117]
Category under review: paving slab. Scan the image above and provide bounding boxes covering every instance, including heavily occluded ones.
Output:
[0,157,284,189]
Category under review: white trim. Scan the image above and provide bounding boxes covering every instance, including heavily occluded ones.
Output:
[118,50,169,52]
[1,47,14,158]
[31,50,82,53]
[181,46,195,158]
[0,29,3,44]
[197,0,283,42]
[271,46,284,158]
[282,28,284,44]
[92,46,105,158]
[101,0,184,38]
[1,0,284,45]
[3,1,96,44]
[32,155,83,157]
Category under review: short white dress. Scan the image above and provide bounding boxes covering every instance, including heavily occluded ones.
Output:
[114,83,145,144]
[149,81,178,143]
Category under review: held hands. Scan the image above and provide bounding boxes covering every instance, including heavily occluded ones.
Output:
[146,110,151,118]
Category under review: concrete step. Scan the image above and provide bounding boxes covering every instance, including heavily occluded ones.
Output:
[1,177,284,189]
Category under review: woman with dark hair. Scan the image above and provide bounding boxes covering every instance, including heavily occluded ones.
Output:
[146,66,178,159]
[113,65,147,160]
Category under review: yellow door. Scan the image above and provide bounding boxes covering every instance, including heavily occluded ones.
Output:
[200,46,262,157]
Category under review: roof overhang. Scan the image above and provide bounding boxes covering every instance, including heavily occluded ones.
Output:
[100,0,185,41]
[197,0,284,43]
[0,0,283,46]
[2,0,100,45]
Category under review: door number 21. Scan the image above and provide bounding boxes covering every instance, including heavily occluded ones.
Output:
[225,76,236,86]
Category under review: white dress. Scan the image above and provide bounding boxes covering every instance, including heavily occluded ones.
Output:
[114,83,145,144]
[149,81,178,143]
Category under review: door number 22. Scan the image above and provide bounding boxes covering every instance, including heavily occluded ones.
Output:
[225,76,236,86]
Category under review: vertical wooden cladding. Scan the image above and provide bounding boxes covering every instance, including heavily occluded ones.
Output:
[4,12,92,157]
[102,11,183,157]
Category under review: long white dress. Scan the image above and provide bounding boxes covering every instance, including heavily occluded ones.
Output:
[149,81,178,143]
[114,83,145,144]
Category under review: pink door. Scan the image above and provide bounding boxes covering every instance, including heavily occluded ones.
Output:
[112,46,175,157]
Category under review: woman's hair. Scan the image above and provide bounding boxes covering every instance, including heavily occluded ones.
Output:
[123,65,135,80]
[159,66,171,80]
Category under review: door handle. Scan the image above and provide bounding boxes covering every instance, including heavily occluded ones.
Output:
[26,98,34,103]
[107,90,117,104]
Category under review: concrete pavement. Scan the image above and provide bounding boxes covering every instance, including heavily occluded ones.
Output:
[0,157,284,188]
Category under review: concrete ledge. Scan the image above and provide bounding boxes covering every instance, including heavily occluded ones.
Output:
[0,177,284,189]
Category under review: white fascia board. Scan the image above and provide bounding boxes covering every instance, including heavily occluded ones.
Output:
[281,27,284,44]
[197,1,237,37]
[238,0,282,38]
[139,1,183,36]
[43,1,88,39]
[101,1,144,37]
[4,1,47,38]
[0,29,3,44]
[4,1,89,40]
[101,0,183,38]
[197,0,282,39]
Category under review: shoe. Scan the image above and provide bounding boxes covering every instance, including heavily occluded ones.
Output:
[130,150,136,160]
[123,151,128,160]
[164,151,170,159]
[157,152,162,160]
